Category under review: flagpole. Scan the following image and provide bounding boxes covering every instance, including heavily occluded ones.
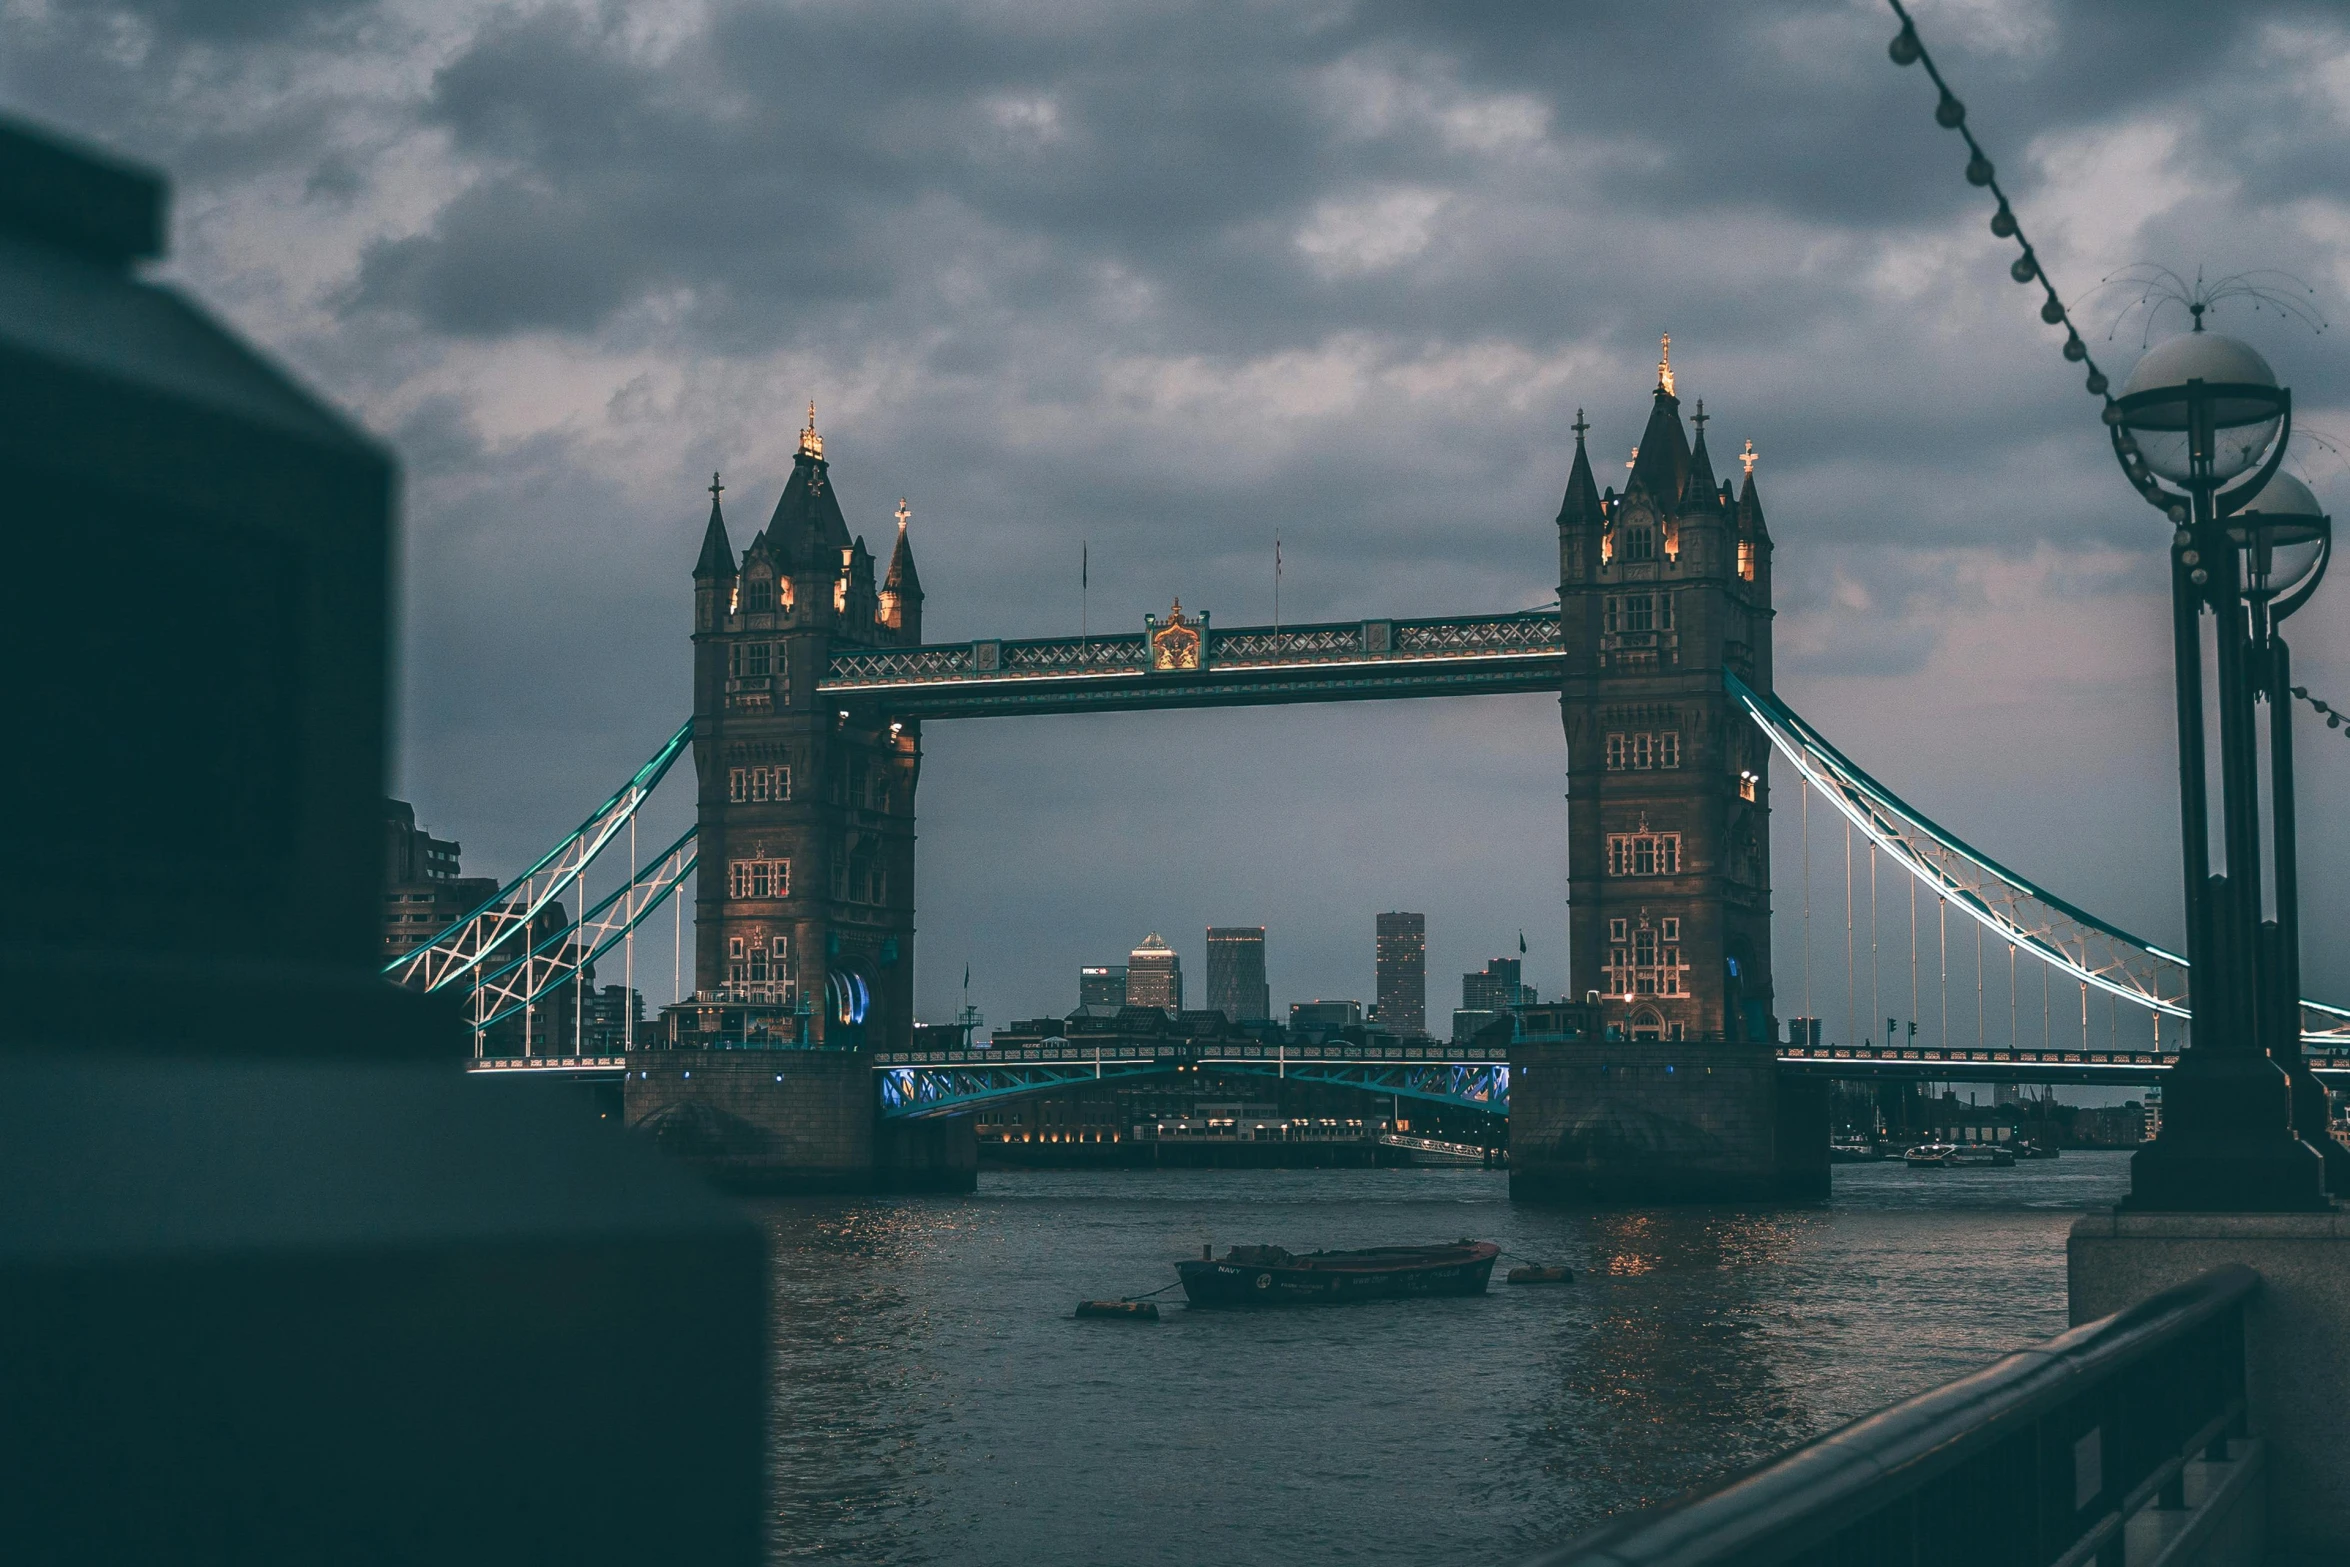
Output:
[1081,541,1088,643]
[1273,536,1282,655]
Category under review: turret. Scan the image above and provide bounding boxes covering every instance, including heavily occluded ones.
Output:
[880,498,925,640]
[693,473,735,631]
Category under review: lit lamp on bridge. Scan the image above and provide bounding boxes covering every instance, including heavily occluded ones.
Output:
[2106,325,2335,1208]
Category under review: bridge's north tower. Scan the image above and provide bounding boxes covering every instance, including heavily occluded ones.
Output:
[684,408,924,1053]
[1558,344,1776,1044]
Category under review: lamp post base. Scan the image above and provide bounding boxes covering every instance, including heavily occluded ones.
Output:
[2123,1046,2330,1212]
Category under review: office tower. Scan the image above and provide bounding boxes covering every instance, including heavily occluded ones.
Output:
[1374,912,1427,1037]
[1079,965,1128,1009]
[1126,933,1182,1012]
[1205,926,1271,1022]
[1289,999,1363,1031]
[1462,956,1535,1014]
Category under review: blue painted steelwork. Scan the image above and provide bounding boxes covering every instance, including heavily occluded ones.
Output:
[817,612,1565,719]
[468,827,697,1032]
[1732,672,2350,1048]
[385,719,694,992]
[878,1059,1178,1118]
[1209,1059,1508,1112]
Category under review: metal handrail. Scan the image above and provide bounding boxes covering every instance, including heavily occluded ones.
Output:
[1526,1264,2255,1567]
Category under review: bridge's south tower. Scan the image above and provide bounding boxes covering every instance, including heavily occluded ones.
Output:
[1558,347,1775,1043]
[685,408,924,1052]
[1516,344,1819,1203]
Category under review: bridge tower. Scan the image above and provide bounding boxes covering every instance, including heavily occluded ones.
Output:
[1514,343,1823,1201]
[683,407,924,1053]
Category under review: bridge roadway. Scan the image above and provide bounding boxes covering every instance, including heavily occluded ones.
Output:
[468,1039,2350,1108]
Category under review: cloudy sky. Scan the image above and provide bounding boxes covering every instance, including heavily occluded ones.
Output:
[17,0,2348,1039]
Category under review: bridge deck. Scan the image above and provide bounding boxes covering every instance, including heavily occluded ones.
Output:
[815,611,1566,718]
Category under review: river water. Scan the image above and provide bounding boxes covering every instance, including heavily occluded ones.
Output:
[756,1152,2133,1564]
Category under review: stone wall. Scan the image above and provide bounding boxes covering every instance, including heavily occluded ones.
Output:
[623,1050,974,1193]
[1509,1040,1826,1203]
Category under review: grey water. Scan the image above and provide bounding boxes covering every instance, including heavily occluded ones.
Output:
[758,1152,2132,1564]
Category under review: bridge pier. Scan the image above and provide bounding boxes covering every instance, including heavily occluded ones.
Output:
[624,1051,976,1193]
[1509,1040,1828,1204]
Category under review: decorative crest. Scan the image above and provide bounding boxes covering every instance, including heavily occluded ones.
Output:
[1148,597,1204,672]
[798,401,824,460]
[895,497,911,531]
[1571,408,1589,443]
[1657,334,1673,396]
[1691,400,1707,436]
[1627,445,1639,473]
[708,471,724,501]
[1739,439,1758,477]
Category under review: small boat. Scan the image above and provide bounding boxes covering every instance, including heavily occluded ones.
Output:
[1828,1139,1884,1163]
[2012,1139,2061,1160]
[1507,1264,1574,1285]
[1904,1142,1958,1167]
[1176,1241,1500,1307]
[1951,1144,2017,1168]
[1073,1299,1159,1321]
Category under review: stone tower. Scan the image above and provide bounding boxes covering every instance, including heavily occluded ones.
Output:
[1557,342,1777,1044]
[686,407,924,1050]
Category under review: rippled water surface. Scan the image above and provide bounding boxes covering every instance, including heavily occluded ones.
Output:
[756,1152,2132,1564]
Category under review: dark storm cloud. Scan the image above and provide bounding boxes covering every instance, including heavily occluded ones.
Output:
[7,0,2348,1023]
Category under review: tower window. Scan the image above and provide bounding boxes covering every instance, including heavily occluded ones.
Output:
[745,578,775,613]
[1624,595,1654,633]
[1609,918,1628,942]
[1603,597,1619,634]
[728,859,790,899]
[1738,540,1755,582]
[1661,917,1680,940]
[1659,731,1680,769]
[1605,734,1626,770]
[1606,832,1682,877]
[1624,526,1655,563]
[1631,733,1652,770]
[1658,593,1675,631]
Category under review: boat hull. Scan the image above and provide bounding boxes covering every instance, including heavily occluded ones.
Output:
[1176,1244,1499,1307]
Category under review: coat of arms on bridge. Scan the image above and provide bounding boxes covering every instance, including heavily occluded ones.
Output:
[1146,599,1207,672]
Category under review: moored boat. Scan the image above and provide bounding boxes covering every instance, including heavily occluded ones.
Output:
[1176,1241,1500,1307]
[1903,1142,1958,1167]
[1950,1144,2017,1167]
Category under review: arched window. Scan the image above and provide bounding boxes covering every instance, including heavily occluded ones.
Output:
[1631,1006,1663,1042]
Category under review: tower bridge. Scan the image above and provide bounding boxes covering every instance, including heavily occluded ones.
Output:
[398,356,2349,1199]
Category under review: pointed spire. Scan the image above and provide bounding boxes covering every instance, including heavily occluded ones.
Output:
[1656,333,1674,396]
[1626,377,1690,502]
[884,497,924,601]
[798,400,823,461]
[1555,408,1604,529]
[1680,400,1720,512]
[1737,442,1769,540]
[693,471,735,579]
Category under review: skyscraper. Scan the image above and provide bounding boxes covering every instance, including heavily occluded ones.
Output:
[1078,965,1128,1009]
[1462,956,1535,1014]
[1126,933,1181,1012]
[1205,926,1270,1022]
[1374,912,1427,1037]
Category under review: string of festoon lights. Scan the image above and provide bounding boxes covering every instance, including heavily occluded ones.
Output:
[1886,0,2349,752]
[1882,0,2184,523]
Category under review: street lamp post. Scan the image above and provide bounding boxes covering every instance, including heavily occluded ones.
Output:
[2107,324,2332,1210]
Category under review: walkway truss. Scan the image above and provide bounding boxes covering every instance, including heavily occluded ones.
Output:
[875,1052,1510,1120]
[1729,673,2350,1052]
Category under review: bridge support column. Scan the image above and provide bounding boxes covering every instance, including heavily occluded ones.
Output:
[623,1051,975,1193]
[1508,1041,1827,1204]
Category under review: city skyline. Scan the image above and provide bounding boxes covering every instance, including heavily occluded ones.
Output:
[32,5,2342,1037]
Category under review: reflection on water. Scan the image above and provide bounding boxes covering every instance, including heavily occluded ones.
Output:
[748,1152,2131,1564]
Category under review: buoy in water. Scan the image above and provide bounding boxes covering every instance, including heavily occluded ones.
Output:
[1074,1300,1160,1320]
[1507,1265,1573,1285]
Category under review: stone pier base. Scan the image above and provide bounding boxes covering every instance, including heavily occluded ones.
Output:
[623,1050,976,1194]
[2070,1210,2350,1561]
[1508,1040,1828,1204]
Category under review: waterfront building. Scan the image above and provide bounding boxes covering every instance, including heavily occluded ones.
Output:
[1290,999,1363,1034]
[1462,956,1536,1015]
[1079,964,1128,1009]
[1451,1007,1496,1043]
[1126,934,1182,1012]
[1374,912,1427,1037]
[379,799,498,962]
[1205,926,1270,1022]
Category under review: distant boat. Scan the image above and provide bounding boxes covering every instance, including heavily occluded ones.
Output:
[1829,1139,1884,1163]
[1951,1144,2017,1168]
[1904,1142,1958,1168]
[1176,1241,1500,1307]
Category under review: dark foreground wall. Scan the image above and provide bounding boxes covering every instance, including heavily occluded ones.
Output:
[624,1050,975,1193]
[1509,1041,1827,1203]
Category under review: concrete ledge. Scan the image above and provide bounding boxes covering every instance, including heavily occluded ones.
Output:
[2070,1211,2350,1560]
